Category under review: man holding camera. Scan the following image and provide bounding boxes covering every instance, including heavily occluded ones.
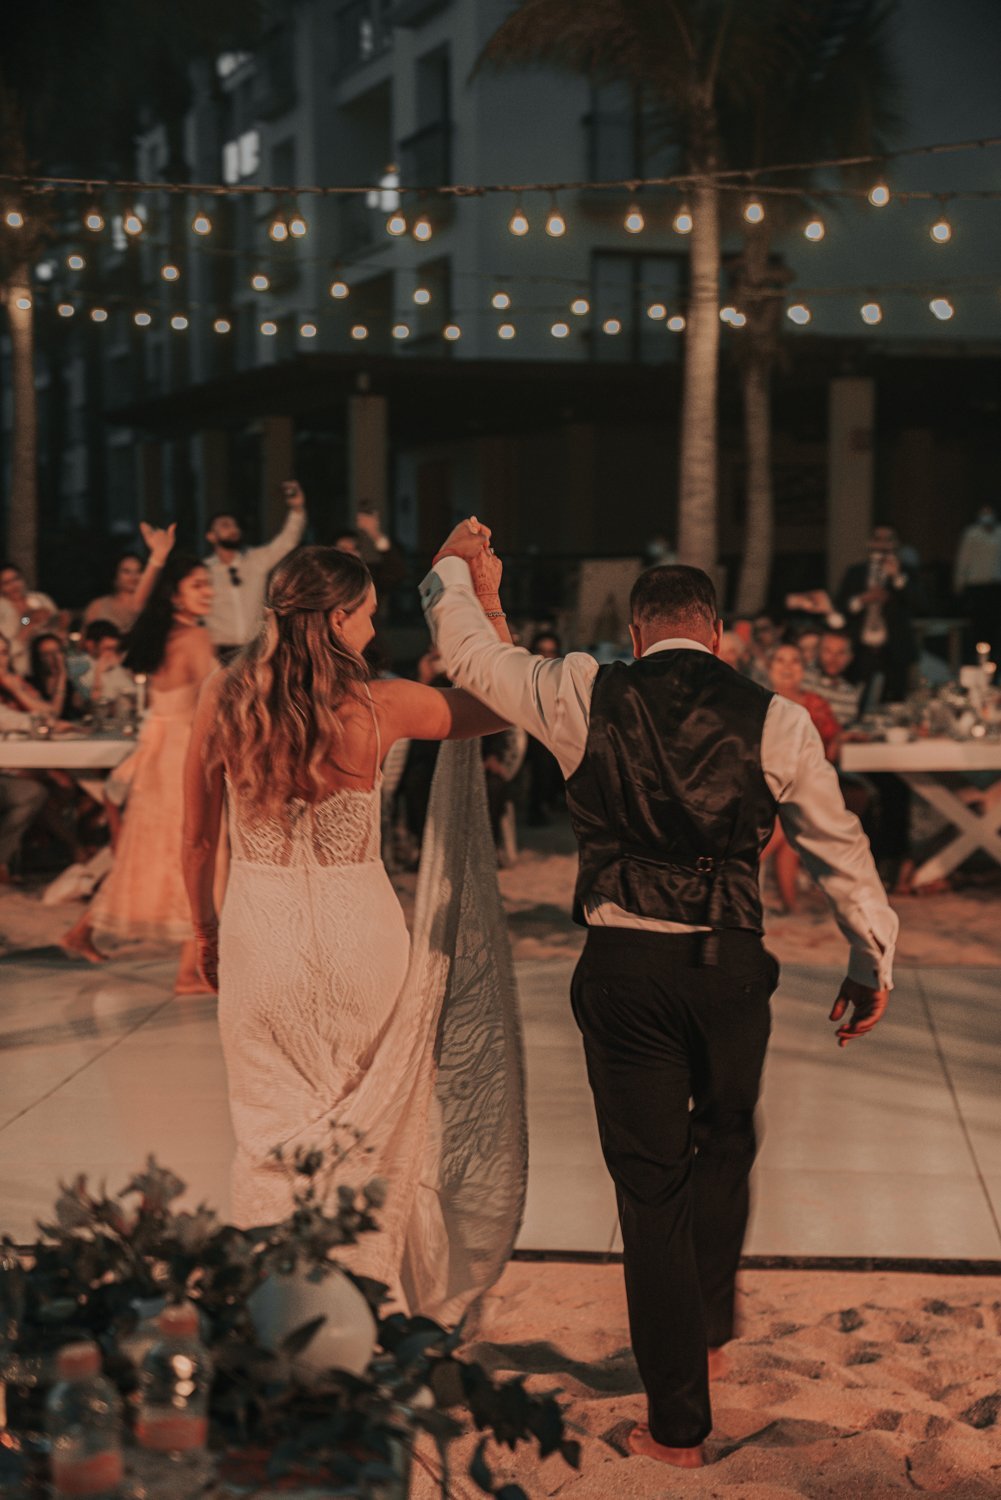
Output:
[835,525,918,703]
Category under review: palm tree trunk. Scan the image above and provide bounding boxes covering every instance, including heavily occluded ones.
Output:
[677,175,721,573]
[734,353,774,615]
[3,263,38,578]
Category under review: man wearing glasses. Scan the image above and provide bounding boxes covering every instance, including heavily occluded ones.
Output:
[204,481,307,661]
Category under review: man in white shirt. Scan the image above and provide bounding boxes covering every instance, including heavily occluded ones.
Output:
[953,505,1001,661]
[203,481,307,657]
[421,526,896,1471]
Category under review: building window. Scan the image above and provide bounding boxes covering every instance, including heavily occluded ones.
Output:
[335,0,394,75]
[591,252,684,363]
[222,129,261,184]
[585,83,678,181]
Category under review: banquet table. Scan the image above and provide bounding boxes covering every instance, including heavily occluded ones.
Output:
[840,736,1001,885]
[0,735,136,805]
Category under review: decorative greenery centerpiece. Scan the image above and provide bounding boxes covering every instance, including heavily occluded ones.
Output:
[0,1137,579,1498]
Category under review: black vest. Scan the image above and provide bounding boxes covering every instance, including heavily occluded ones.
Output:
[567,650,777,933]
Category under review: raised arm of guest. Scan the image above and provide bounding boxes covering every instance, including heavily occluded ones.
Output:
[133,523,178,617]
[249,480,308,569]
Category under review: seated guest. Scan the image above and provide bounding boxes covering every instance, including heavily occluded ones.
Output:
[0,562,62,674]
[0,763,48,883]
[83,554,145,633]
[76,621,134,706]
[0,633,57,718]
[718,629,751,672]
[0,635,80,868]
[792,624,821,670]
[747,613,779,686]
[802,630,863,727]
[29,633,73,719]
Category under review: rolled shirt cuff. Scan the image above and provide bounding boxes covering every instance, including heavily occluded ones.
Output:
[847,942,893,991]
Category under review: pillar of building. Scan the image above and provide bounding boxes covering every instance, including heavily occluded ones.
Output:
[138,440,164,522]
[197,429,230,534]
[260,415,295,533]
[826,376,875,593]
[348,394,389,519]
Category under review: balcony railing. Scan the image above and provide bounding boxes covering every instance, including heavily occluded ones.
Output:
[335,0,394,76]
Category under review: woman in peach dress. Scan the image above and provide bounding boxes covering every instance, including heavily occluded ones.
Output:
[62,530,217,993]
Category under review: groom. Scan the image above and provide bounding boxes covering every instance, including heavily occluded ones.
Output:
[421,521,898,1468]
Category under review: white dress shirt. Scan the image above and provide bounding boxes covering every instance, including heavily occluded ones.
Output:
[0,593,59,675]
[953,523,1001,591]
[204,508,307,647]
[421,555,898,990]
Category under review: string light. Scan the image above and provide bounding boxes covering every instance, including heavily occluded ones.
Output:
[570,297,589,316]
[351,324,369,339]
[551,321,570,338]
[260,319,277,335]
[624,203,645,234]
[252,273,270,291]
[299,321,317,337]
[443,323,462,340]
[329,279,349,299]
[413,286,431,305]
[860,301,882,324]
[498,323,516,339]
[122,208,144,236]
[868,181,891,207]
[412,213,433,242]
[171,315,189,330]
[67,254,86,270]
[929,296,954,320]
[84,207,105,232]
[392,323,411,340]
[4,209,24,228]
[667,315,686,332]
[161,264,180,282]
[728,311,747,327]
[602,318,622,335]
[14,295,32,310]
[647,302,667,320]
[545,197,567,237]
[930,214,952,243]
[192,210,213,235]
[213,318,232,333]
[508,202,529,236]
[90,307,108,322]
[786,303,812,324]
[134,311,152,327]
[57,303,75,318]
[673,204,693,234]
[720,306,739,323]
[804,217,825,241]
[743,198,765,224]
[491,290,511,310]
[386,210,408,236]
[288,211,308,238]
[269,209,289,242]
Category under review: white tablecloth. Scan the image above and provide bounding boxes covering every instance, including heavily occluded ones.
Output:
[0,737,136,771]
[840,739,1001,774]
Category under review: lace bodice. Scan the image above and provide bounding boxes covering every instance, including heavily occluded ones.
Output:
[228,784,380,868]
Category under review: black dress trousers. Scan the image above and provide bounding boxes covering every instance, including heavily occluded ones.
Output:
[570,926,778,1449]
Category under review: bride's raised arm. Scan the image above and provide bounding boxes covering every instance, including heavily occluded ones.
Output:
[182,669,226,986]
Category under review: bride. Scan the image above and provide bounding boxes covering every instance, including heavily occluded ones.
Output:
[182,532,525,1320]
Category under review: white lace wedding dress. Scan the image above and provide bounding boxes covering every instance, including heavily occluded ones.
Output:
[218,731,526,1324]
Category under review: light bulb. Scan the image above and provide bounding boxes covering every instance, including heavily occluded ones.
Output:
[672,206,693,234]
[545,206,567,237]
[412,214,433,242]
[260,320,278,336]
[508,205,529,236]
[252,273,270,291]
[14,295,32,310]
[929,297,954,321]
[729,311,747,327]
[602,318,622,335]
[4,209,24,228]
[392,323,411,340]
[57,303,75,318]
[213,318,232,333]
[84,209,105,232]
[67,254,86,270]
[804,218,825,241]
[386,212,408,236]
[720,306,738,324]
[498,323,516,339]
[868,182,890,207]
[570,297,589,316]
[667,315,686,332]
[90,308,108,322]
[269,214,289,242]
[551,321,570,338]
[413,286,431,305]
[930,217,952,243]
[743,199,764,224]
[123,210,143,236]
[351,324,369,340]
[134,311,152,326]
[171,315,189,330]
[161,264,180,282]
[329,279,349,299]
[624,204,645,234]
[491,291,511,310]
[443,323,462,341]
[299,322,317,337]
[192,212,213,235]
[786,303,811,325]
[288,214,308,237]
[647,302,667,321]
[860,302,882,324]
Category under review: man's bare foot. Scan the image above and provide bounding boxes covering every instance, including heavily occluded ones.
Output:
[627,1425,704,1468]
[60,932,105,964]
[708,1345,729,1380]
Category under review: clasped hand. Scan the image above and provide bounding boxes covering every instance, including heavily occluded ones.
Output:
[434,516,503,597]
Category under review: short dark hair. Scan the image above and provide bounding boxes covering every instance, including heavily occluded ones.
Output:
[629,564,718,637]
[84,619,123,646]
[206,510,239,531]
[332,528,361,545]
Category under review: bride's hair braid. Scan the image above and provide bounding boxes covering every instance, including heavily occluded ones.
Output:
[210,546,372,820]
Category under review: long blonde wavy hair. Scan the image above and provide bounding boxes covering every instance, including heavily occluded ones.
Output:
[211,545,373,819]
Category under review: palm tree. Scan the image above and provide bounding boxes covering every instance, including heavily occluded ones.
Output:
[477,0,790,574]
[727,0,901,615]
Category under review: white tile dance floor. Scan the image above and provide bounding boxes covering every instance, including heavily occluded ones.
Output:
[1,949,999,1259]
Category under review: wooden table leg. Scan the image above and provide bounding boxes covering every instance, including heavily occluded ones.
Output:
[904,772,1001,885]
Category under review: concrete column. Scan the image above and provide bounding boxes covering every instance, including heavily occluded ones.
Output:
[197,429,229,534]
[348,394,388,518]
[827,376,875,592]
[138,440,164,522]
[260,415,294,533]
